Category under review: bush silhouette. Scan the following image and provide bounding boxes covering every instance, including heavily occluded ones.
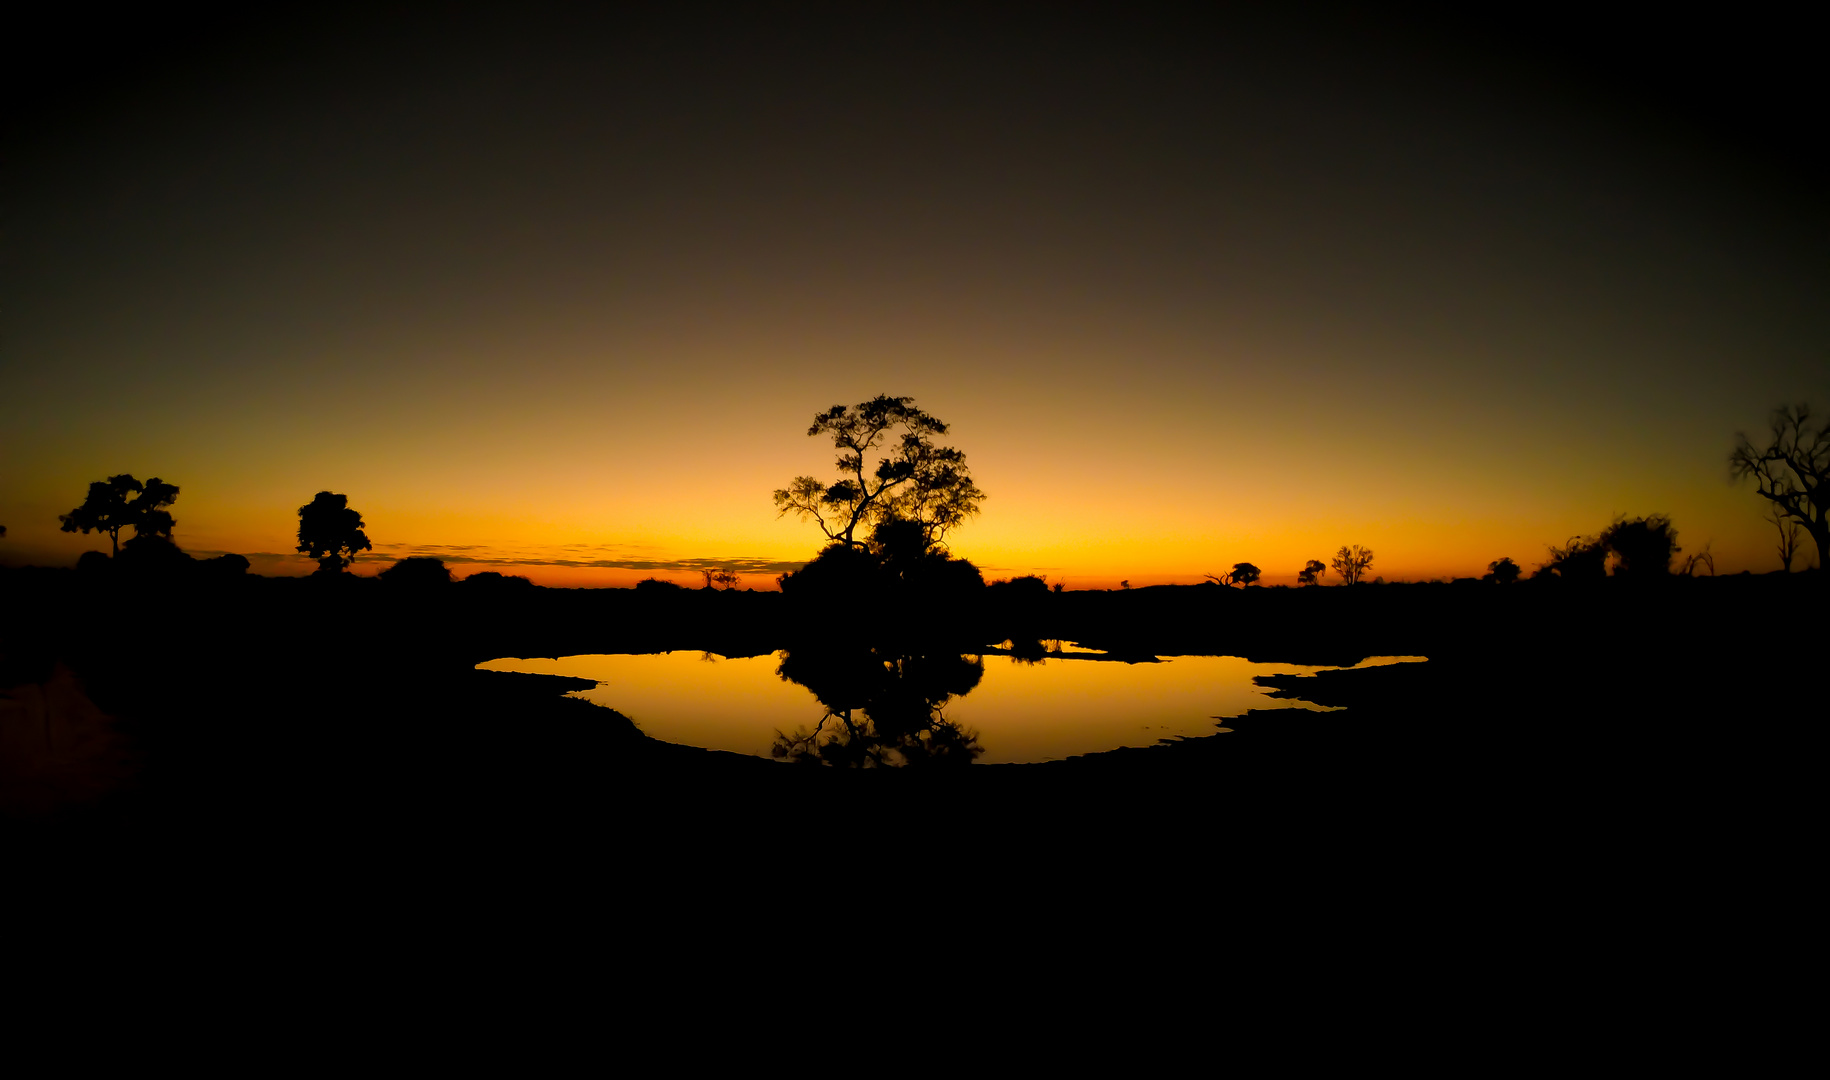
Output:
[1483,557,1522,584]
[1600,514,1680,578]
[380,557,453,587]
[464,571,534,588]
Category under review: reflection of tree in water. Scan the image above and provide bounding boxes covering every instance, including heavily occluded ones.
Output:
[774,646,985,767]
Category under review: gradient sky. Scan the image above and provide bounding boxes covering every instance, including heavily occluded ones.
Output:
[4,9,1823,586]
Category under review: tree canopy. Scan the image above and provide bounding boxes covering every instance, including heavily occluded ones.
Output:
[773,395,986,550]
[297,492,371,574]
[59,474,179,556]
[1732,404,1828,571]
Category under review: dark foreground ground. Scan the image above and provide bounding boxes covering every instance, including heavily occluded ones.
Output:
[3,568,1817,904]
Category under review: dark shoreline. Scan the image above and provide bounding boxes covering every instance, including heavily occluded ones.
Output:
[3,566,1818,845]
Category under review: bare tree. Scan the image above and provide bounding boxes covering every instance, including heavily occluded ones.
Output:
[1765,503,1803,572]
[1331,545,1373,586]
[1732,404,1829,571]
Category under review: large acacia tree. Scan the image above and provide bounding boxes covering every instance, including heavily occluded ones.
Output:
[1732,404,1828,571]
[773,395,986,550]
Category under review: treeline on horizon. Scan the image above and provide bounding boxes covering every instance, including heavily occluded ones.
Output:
[5,488,1818,595]
[7,484,1816,595]
[6,399,1824,592]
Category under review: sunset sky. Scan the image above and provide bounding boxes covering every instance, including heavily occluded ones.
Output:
[4,9,1822,586]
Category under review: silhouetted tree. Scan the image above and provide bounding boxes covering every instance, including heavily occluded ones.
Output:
[59,474,179,556]
[1331,545,1373,585]
[1296,559,1326,586]
[1599,514,1680,578]
[380,556,453,586]
[1679,544,1715,577]
[296,491,371,574]
[1764,504,1803,572]
[1732,404,1829,571]
[773,395,986,549]
[1482,557,1521,584]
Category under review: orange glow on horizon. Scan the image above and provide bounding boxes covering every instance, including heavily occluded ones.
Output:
[3,13,1818,587]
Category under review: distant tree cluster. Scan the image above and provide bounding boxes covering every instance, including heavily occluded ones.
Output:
[1538,514,1679,580]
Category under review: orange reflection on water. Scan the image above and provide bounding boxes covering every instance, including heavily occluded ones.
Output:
[479,651,1427,764]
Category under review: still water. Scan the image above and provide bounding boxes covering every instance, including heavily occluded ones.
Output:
[479,650,1425,764]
